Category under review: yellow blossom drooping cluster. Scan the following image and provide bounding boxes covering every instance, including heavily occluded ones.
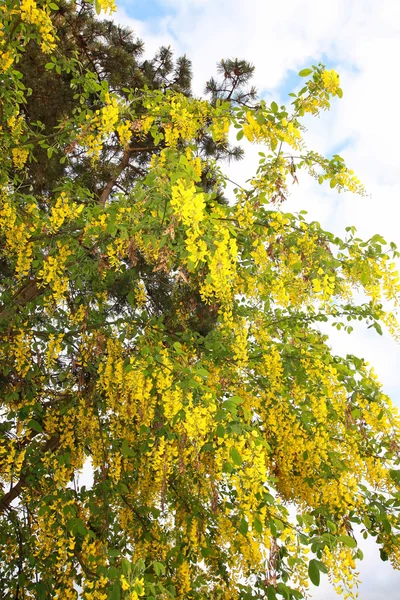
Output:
[295,68,342,116]
[96,0,117,14]
[116,120,132,148]
[164,96,209,147]
[170,178,205,230]
[46,333,64,367]
[323,544,360,599]
[37,241,73,302]
[81,92,120,159]
[321,69,341,94]
[48,192,84,232]
[200,225,238,303]
[12,328,33,377]
[20,0,56,52]
[0,193,37,278]
[170,177,208,267]
[11,147,29,169]
[242,110,302,152]
[0,49,14,73]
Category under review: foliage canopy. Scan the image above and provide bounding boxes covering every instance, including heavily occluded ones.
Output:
[1,1,400,599]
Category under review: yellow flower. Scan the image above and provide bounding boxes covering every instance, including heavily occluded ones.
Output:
[120,574,130,591]
[11,148,29,169]
[321,69,340,94]
[97,0,116,13]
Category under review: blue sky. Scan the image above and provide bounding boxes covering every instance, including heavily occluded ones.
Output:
[110,1,400,597]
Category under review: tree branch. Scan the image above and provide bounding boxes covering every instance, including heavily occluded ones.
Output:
[99,147,131,206]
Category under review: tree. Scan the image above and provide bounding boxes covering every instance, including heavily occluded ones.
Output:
[1,1,400,599]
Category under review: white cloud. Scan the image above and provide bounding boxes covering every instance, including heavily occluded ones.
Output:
[114,1,400,596]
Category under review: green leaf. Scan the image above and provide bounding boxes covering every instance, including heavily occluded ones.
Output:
[239,517,248,535]
[230,447,243,466]
[28,419,43,433]
[230,395,244,405]
[153,561,166,576]
[363,515,372,529]
[338,534,357,548]
[308,559,320,586]
[380,548,389,561]
[236,130,244,141]
[195,367,209,378]
[121,558,131,576]
[216,424,225,438]
[75,518,87,536]
[314,559,328,574]
[108,566,119,579]
[389,469,400,483]
[271,101,278,113]
[383,519,392,534]
[267,588,277,600]
[108,581,121,600]
[49,2,59,9]
[253,516,263,534]
[326,520,337,533]
[299,68,313,77]
[121,439,134,458]
[35,582,46,600]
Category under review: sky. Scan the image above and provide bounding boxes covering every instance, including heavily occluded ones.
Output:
[106,0,400,597]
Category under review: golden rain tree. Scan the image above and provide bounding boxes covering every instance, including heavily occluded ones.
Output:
[1,1,400,599]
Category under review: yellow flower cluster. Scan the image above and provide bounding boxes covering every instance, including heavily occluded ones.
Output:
[20,0,56,52]
[220,310,249,367]
[46,333,64,367]
[37,241,73,301]
[170,177,207,267]
[323,544,359,599]
[48,192,84,232]
[200,226,238,303]
[312,267,336,299]
[321,69,340,94]
[183,392,217,443]
[0,439,26,480]
[171,179,205,229]
[0,194,37,278]
[330,167,363,194]
[133,280,147,307]
[11,147,29,169]
[243,111,302,151]
[106,237,127,270]
[82,92,120,160]
[97,337,154,423]
[164,96,208,147]
[296,70,341,116]
[12,328,32,377]
[209,115,230,142]
[97,0,117,14]
[280,118,302,146]
[116,120,132,148]
[0,49,14,72]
